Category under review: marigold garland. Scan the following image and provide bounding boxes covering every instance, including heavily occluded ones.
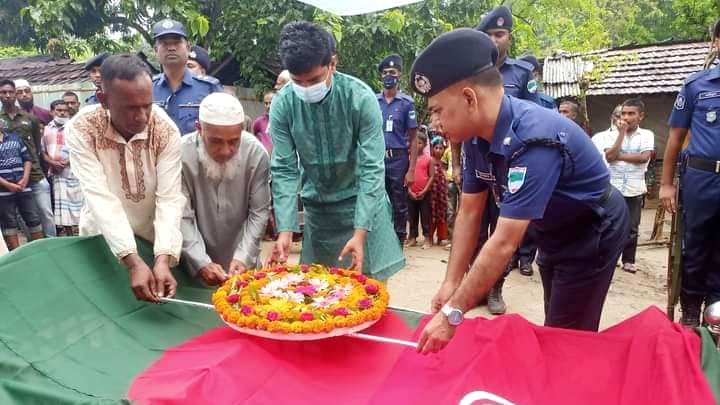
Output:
[212,264,389,335]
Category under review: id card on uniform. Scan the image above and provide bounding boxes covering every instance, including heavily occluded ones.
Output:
[386,116,394,132]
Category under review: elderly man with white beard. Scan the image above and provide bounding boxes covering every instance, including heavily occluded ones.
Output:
[180,92,271,286]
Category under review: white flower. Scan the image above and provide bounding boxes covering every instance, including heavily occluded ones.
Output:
[308,278,329,292]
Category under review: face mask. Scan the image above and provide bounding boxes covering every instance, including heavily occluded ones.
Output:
[54,117,68,126]
[383,75,399,89]
[292,71,332,103]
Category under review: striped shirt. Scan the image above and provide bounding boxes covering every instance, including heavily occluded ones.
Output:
[0,132,31,196]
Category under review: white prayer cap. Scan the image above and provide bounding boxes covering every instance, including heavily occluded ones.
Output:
[14,79,30,89]
[199,92,245,126]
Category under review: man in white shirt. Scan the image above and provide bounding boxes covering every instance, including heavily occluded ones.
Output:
[592,105,622,164]
[180,93,271,286]
[67,54,185,302]
[594,98,654,274]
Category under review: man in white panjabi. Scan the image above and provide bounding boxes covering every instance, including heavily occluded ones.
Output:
[66,54,185,302]
[180,92,271,286]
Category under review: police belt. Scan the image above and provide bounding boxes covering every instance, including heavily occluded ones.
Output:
[385,148,407,159]
[686,155,720,174]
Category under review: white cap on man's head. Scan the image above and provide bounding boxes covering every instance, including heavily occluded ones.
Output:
[199,92,244,126]
[14,79,30,89]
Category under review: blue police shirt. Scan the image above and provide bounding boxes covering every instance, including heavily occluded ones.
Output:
[462,96,609,230]
[377,92,418,149]
[152,69,224,135]
[85,94,98,105]
[668,65,720,160]
[500,58,540,104]
[538,93,556,110]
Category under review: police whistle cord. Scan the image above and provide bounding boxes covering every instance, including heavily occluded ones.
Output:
[159,297,419,348]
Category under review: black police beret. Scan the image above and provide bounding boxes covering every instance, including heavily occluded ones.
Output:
[519,54,540,72]
[152,19,188,40]
[410,28,498,97]
[476,5,513,33]
[84,52,109,70]
[189,45,210,72]
[379,54,403,72]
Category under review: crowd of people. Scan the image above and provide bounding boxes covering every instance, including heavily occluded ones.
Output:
[0,6,716,353]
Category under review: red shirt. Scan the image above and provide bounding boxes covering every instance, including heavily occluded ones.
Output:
[411,154,432,194]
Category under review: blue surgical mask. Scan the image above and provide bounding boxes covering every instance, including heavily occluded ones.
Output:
[292,72,332,103]
[383,75,399,89]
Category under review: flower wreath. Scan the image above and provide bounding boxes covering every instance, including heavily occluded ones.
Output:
[212,264,389,334]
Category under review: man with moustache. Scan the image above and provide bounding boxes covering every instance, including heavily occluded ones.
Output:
[66,54,185,303]
[180,92,271,285]
[151,19,223,135]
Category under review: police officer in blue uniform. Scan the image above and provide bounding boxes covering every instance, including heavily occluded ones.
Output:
[476,5,539,104]
[377,54,419,244]
[519,53,556,110]
[412,29,630,353]
[661,19,720,327]
[187,45,211,77]
[151,19,224,135]
[460,5,540,314]
[83,52,109,105]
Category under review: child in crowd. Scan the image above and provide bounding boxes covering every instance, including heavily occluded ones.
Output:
[42,100,83,236]
[406,133,435,249]
[0,128,44,249]
[430,135,449,246]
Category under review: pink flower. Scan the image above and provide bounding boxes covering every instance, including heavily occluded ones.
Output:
[353,274,368,284]
[296,284,317,296]
[329,267,340,274]
[333,307,349,317]
[364,283,379,295]
[358,298,373,310]
[300,312,314,321]
[267,311,280,321]
[237,280,248,288]
[254,272,266,279]
[226,294,240,304]
[241,305,253,315]
[274,266,287,273]
[301,264,310,273]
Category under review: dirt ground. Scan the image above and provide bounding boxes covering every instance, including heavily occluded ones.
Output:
[268,207,674,330]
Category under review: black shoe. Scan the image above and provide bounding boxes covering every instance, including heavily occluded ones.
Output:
[487,280,506,315]
[519,263,533,277]
[680,294,703,328]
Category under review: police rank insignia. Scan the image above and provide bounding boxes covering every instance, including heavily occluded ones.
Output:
[189,51,197,58]
[414,74,432,95]
[707,111,717,123]
[507,166,527,194]
[162,20,174,29]
[497,17,505,27]
[674,94,686,110]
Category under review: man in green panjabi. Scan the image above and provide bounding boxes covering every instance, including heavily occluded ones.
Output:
[268,21,405,280]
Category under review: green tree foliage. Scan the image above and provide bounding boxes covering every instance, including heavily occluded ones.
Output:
[4,0,720,98]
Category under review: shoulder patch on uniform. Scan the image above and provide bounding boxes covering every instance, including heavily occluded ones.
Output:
[408,110,417,120]
[674,94,686,110]
[527,79,538,94]
[507,166,527,194]
[152,73,163,82]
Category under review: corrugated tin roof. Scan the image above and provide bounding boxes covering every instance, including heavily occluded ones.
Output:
[0,56,88,85]
[543,41,713,98]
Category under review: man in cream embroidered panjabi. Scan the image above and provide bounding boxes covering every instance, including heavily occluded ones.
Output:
[66,54,185,302]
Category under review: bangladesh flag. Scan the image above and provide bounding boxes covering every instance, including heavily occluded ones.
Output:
[0,236,718,404]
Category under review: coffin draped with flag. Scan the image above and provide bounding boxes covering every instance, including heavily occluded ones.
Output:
[0,236,718,404]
